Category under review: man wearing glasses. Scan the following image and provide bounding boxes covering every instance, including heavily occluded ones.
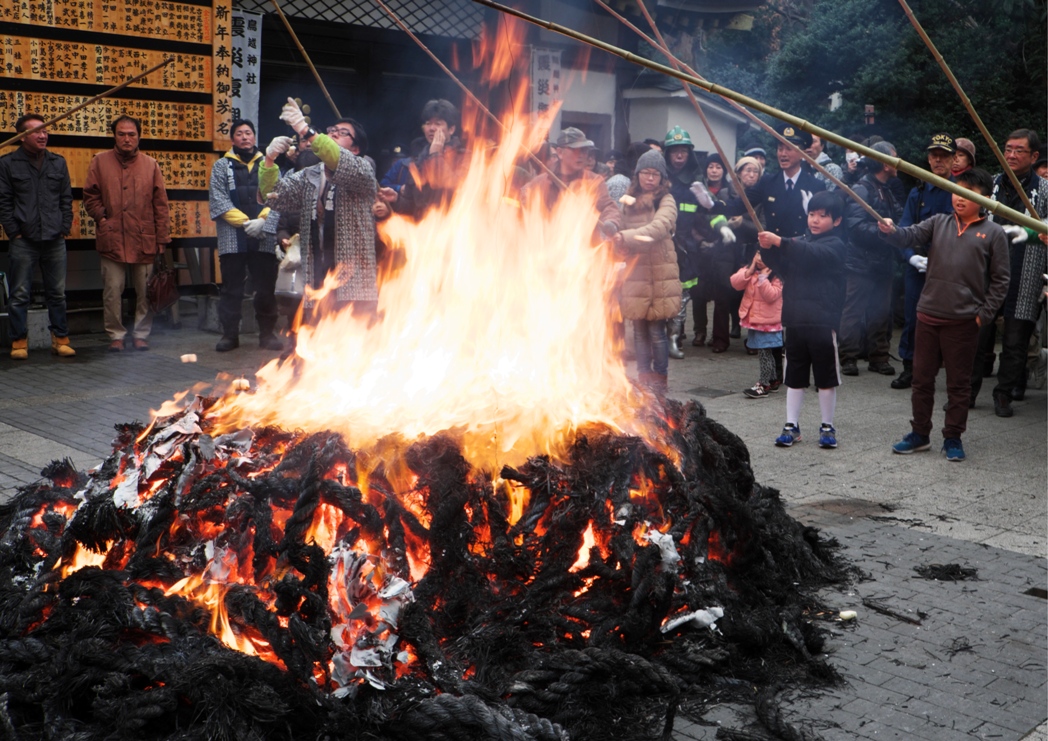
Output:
[0,114,75,359]
[972,128,1048,417]
[260,103,379,321]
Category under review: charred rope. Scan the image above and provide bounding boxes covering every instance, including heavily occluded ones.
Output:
[469,0,1046,234]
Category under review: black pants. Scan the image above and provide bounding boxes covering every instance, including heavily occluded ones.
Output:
[993,317,1037,399]
[838,270,893,364]
[218,251,279,338]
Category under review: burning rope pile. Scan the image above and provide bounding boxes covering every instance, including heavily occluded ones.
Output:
[0,397,850,740]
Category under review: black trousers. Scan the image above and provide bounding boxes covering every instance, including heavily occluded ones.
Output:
[218,251,279,337]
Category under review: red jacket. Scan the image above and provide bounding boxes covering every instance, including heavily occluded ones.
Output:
[83,149,170,264]
[729,267,783,331]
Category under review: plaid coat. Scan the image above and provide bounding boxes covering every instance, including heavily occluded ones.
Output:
[264,144,378,303]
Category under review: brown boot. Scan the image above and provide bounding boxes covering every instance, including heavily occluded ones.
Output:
[51,333,76,357]
[648,373,669,394]
[10,338,28,360]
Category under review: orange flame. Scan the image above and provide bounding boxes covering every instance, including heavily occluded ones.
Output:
[205,67,664,473]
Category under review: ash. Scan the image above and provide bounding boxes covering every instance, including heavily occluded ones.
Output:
[0,395,852,741]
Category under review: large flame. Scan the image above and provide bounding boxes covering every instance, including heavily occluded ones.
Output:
[208,82,655,469]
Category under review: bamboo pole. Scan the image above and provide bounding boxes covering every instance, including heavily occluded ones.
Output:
[629,0,762,229]
[0,57,175,149]
[271,0,342,119]
[595,0,888,226]
[371,0,566,190]
[898,0,1040,221]
[468,0,1046,235]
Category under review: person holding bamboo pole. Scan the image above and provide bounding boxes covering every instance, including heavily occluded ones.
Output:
[891,133,958,391]
[837,141,903,378]
[971,128,1048,417]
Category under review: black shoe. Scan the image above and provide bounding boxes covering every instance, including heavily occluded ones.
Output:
[259,333,284,351]
[841,360,858,376]
[215,336,239,352]
[692,333,706,347]
[1011,387,1025,401]
[729,324,741,339]
[868,362,896,376]
[890,369,912,389]
[993,393,1014,418]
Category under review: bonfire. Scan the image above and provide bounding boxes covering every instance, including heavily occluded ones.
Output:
[0,28,850,741]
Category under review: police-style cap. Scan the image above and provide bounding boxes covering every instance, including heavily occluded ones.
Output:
[926,133,956,153]
[555,127,594,149]
[777,123,812,149]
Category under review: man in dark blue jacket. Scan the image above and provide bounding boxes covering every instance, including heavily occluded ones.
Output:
[891,133,956,389]
[837,141,902,377]
[0,114,75,359]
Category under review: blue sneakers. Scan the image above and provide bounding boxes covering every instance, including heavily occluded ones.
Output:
[942,437,966,462]
[892,432,931,454]
[775,423,801,447]
[818,424,838,449]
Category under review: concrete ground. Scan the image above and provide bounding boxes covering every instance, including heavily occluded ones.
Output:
[0,313,1044,739]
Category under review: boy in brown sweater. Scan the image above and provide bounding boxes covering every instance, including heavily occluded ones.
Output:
[878,169,1010,461]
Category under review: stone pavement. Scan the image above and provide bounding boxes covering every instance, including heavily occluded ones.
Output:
[0,319,1045,740]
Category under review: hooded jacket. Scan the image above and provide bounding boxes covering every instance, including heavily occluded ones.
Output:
[617,190,681,322]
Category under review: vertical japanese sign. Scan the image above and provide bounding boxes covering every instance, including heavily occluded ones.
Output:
[213,0,233,149]
[231,10,263,127]
[530,48,562,120]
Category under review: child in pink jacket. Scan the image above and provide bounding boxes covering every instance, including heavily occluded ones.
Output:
[730,252,784,398]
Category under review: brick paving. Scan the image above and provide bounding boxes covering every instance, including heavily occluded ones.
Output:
[1,321,1045,740]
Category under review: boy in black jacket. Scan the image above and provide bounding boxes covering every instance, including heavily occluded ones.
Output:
[758,191,847,449]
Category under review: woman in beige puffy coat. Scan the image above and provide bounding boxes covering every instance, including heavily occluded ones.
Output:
[613,149,682,392]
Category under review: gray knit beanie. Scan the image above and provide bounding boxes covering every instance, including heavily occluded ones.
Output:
[635,148,669,179]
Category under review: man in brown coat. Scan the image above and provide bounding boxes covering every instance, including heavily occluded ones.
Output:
[83,115,171,351]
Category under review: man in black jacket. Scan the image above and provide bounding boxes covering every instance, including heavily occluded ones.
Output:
[0,114,75,359]
[731,124,826,239]
[837,141,902,376]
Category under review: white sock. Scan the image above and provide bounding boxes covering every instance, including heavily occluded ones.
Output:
[786,387,804,426]
[818,387,837,427]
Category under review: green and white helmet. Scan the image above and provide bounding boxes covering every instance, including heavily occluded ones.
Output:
[664,126,694,149]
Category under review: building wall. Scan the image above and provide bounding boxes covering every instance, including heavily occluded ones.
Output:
[557,70,617,153]
[627,95,747,161]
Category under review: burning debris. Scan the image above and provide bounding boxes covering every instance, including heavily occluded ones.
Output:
[0,395,850,740]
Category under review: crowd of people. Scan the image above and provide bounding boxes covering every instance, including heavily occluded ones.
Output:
[2,101,1045,460]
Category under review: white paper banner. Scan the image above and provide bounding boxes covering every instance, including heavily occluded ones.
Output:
[531,47,562,119]
[230,10,262,127]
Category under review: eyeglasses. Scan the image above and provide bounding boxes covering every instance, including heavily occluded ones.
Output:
[1004,146,1031,155]
[326,128,355,141]
[638,169,662,179]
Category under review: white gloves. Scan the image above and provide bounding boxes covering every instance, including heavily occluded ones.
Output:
[719,225,736,244]
[266,135,294,160]
[801,189,813,213]
[280,97,308,136]
[690,181,715,210]
[243,218,266,239]
[909,255,928,273]
[1003,224,1028,244]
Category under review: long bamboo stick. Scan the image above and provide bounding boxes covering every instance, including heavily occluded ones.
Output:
[371,0,566,190]
[468,0,1046,235]
[0,58,175,149]
[596,0,888,226]
[629,0,762,229]
[271,0,341,119]
[898,0,1039,221]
